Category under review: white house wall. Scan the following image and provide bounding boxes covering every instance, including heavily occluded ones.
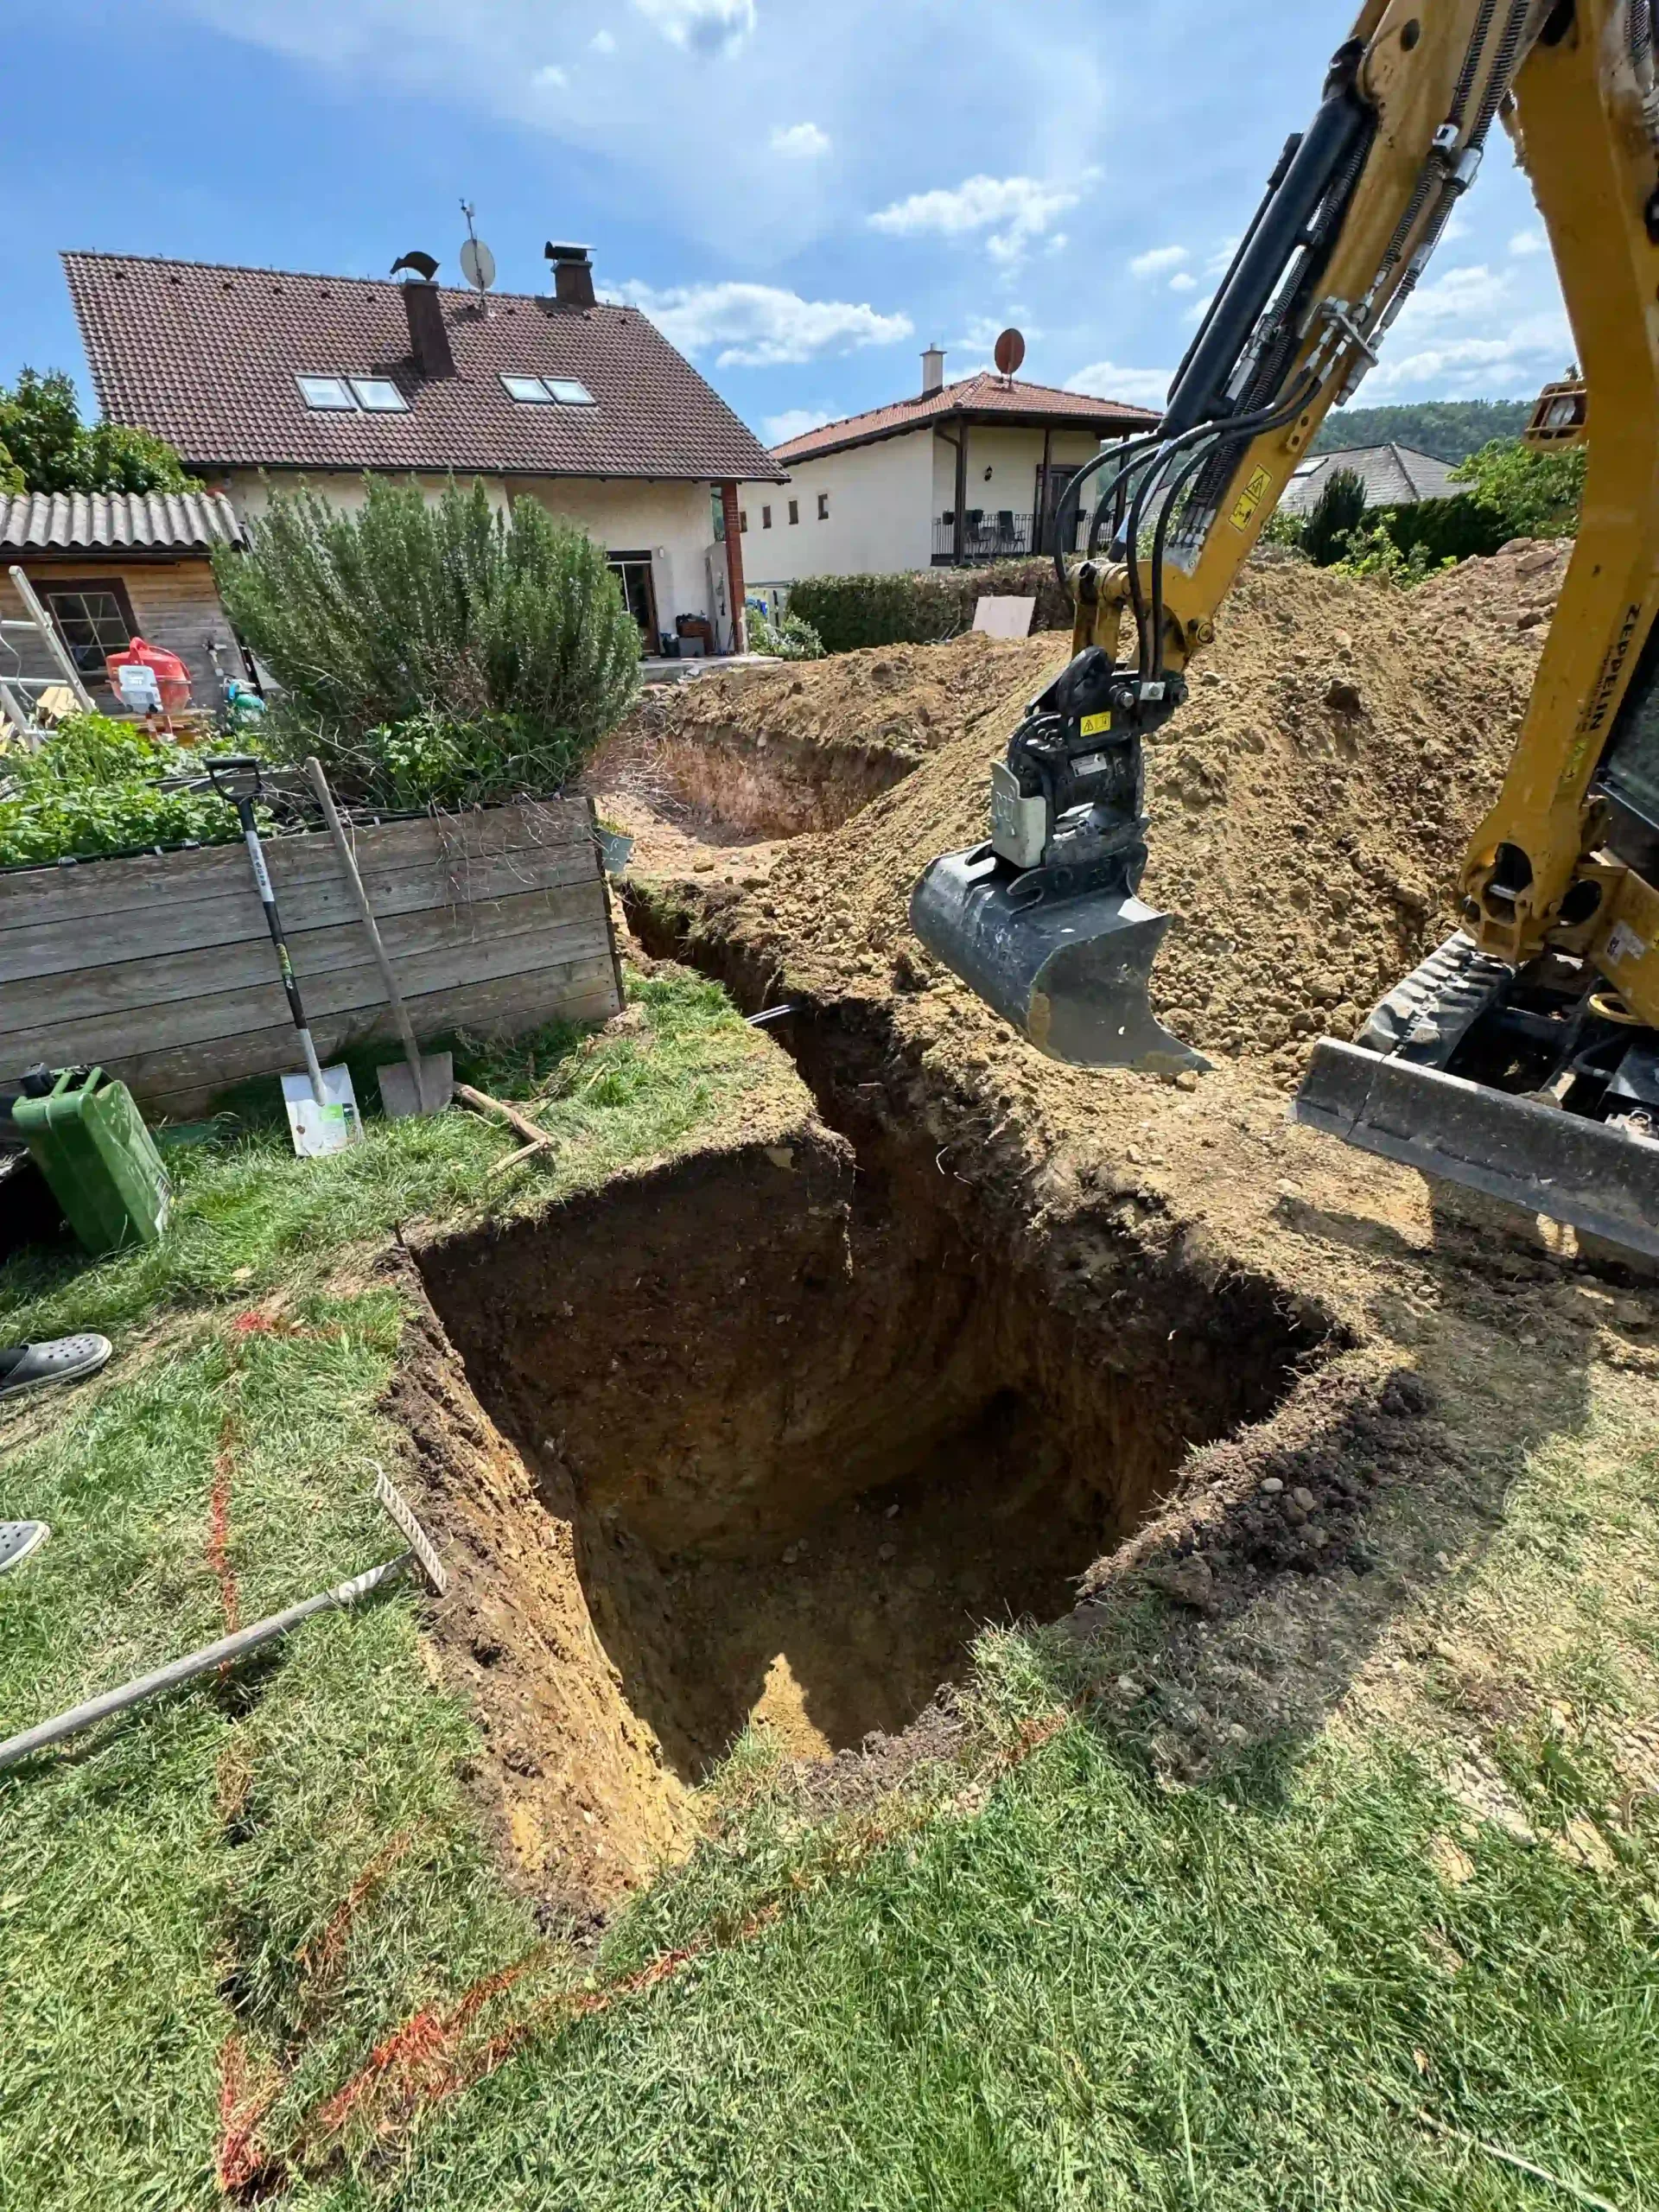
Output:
[743,431,935,584]
[224,468,721,636]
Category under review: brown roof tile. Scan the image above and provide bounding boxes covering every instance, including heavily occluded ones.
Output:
[64,251,787,484]
[771,372,1160,462]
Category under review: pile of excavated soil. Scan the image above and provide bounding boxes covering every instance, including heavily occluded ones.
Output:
[607,633,1065,839]
[702,561,1543,1080]
[1413,533,1572,639]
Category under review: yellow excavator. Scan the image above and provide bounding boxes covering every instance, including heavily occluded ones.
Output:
[912,0,1659,1261]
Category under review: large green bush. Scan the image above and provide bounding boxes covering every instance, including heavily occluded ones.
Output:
[213,477,639,804]
[0,368,198,496]
[0,715,234,868]
[1452,435,1586,539]
[787,558,1074,654]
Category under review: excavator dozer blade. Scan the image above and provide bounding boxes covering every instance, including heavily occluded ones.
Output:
[1294,1037,1659,1260]
[910,845,1209,1072]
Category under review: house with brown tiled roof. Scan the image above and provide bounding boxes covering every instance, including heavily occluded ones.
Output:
[63,245,787,659]
[753,350,1158,587]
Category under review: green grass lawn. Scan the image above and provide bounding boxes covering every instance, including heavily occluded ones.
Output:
[2,970,1656,2211]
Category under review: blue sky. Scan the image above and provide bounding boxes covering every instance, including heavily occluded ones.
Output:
[3,0,1573,448]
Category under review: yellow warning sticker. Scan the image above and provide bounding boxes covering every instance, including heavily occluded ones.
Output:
[1229,466,1273,532]
[1079,710,1113,737]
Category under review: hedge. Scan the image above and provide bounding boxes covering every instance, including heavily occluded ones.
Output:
[787,558,1074,653]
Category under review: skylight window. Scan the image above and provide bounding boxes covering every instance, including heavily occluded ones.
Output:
[296,375,410,413]
[350,378,409,411]
[297,376,355,410]
[500,373,597,407]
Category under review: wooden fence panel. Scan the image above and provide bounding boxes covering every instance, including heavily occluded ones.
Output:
[0,798,622,1116]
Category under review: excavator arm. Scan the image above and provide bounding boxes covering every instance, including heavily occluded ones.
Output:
[912,0,1659,1257]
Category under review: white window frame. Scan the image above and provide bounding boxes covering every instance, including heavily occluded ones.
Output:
[350,377,410,412]
[296,375,356,410]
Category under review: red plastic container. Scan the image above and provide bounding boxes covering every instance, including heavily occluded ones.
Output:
[106,637,192,714]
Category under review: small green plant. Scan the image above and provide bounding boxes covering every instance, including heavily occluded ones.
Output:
[1330,519,1456,587]
[325,707,593,812]
[747,603,824,659]
[213,477,639,804]
[0,714,237,867]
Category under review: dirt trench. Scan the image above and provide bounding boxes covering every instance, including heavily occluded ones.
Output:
[413,990,1328,1801]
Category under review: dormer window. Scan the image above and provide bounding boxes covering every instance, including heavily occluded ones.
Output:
[296,375,409,412]
[500,373,596,406]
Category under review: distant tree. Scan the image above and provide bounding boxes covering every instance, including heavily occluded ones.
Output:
[0,368,198,496]
[1301,467,1369,566]
[1451,435,1585,540]
[1311,399,1534,464]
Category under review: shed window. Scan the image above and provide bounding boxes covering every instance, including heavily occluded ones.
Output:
[817,492,830,520]
[350,378,409,411]
[36,579,137,677]
[762,505,773,529]
[739,511,748,532]
[788,499,800,525]
[296,375,356,410]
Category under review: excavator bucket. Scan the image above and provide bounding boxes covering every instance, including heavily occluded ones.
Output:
[1294,1037,1659,1260]
[910,843,1209,1072]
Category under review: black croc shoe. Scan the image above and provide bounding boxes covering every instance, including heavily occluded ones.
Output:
[0,1334,113,1400]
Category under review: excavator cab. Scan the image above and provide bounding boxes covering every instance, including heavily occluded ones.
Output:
[910,646,1207,1072]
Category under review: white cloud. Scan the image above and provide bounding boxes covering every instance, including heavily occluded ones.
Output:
[1510,226,1547,257]
[1129,245,1188,279]
[1204,237,1241,276]
[532,62,567,86]
[765,406,835,444]
[632,0,754,55]
[771,121,830,158]
[1369,313,1573,395]
[1181,290,1214,324]
[1390,262,1510,327]
[1168,270,1198,293]
[869,174,1080,265]
[1046,232,1069,257]
[589,28,617,50]
[619,279,912,365]
[1066,359,1171,409]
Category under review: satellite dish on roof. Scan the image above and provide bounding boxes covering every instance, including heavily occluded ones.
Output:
[994,327,1027,378]
[459,201,496,294]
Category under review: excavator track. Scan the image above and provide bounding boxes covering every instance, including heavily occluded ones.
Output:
[1294,932,1659,1258]
[1354,931,1516,1064]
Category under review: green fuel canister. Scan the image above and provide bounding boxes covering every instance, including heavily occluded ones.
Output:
[8,1066,170,1255]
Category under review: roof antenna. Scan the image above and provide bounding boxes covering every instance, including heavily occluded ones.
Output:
[459,200,497,319]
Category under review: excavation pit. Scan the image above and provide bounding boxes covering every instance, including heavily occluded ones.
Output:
[417,1061,1319,1782]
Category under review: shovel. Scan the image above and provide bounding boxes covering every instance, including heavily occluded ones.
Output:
[207,757,363,1156]
[303,758,454,1119]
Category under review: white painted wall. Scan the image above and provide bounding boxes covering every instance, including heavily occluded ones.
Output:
[223,468,724,640]
[741,431,935,584]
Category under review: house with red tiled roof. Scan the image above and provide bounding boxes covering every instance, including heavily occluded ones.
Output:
[753,350,1158,587]
[63,245,787,664]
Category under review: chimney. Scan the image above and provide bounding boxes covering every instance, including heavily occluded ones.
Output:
[400,277,456,379]
[545,242,596,308]
[921,345,945,396]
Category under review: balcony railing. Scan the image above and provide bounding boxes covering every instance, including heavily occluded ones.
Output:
[931,510,1087,564]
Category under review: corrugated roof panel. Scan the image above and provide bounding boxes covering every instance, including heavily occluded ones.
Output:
[0,487,246,554]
